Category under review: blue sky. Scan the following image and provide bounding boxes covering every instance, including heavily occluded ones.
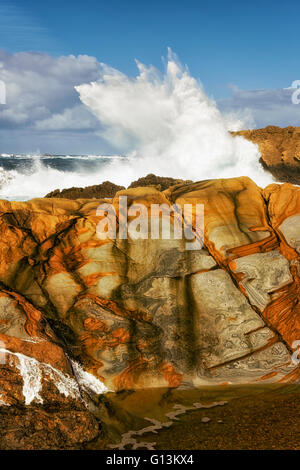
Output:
[1,0,300,97]
[0,0,300,153]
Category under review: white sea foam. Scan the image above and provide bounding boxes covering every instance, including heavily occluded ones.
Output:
[76,49,273,187]
[71,359,110,395]
[0,348,81,405]
[0,156,125,200]
[13,353,44,405]
[0,348,109,405]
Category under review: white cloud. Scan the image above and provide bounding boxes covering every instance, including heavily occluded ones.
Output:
[35,105,98,131]
[218,86,300,128]
[0,50,101,130]
[0,48,300,155]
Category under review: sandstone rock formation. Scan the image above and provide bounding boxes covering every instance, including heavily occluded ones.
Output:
[128,173,192,191]
[232,126,300,184]
[1,176,300,447]
[0,288,100,449]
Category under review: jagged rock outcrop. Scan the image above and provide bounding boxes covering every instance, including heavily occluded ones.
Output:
[1,176,300,447]
[45,181,125,199]
[232,126,300,184]
[45,174,192,200]
[128,174,192,191]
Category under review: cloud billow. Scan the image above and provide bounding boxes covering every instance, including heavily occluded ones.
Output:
[0,50,106,153]
[218,86,300,129]
[0,49,300,154]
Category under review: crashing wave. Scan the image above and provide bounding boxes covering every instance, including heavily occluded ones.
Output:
[0,50,273,201]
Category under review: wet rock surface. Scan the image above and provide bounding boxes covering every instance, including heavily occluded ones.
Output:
[1,175,300,448]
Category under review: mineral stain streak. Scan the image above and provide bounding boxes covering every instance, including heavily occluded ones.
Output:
[0,175,300,448]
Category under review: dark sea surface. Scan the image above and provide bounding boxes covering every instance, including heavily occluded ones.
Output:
[87,384,300,450]
[0,153,128,200]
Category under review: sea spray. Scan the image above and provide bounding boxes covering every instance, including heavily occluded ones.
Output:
[76,49,272,187]
[0,50,273,201]
[0,153,126,200]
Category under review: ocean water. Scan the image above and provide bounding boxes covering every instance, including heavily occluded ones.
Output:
[0,153,130,201]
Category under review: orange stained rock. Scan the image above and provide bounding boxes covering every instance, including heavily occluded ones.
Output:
[83,317,108,332]
[264,183,300,228]
[113,357,156,390]
[0,332,71,373]
[227,232,279,259]
[113,186,174,229]
[0,199,81,243]
[0,291,42,338]
[0,221,36,282]
[79,199,112,218]
[80,327,130,352]
[1,178,300,391]
[40,218,109,275]
[78,332,104,375]
[79,325,131,377]
[165,177,272,264]
[159,361,184,388]
[82,294,150,322]
[0,290,72,373]
[263,183,300,260]
[262,265,300,348]
[254,371,279,381]
[47,243,89,274]
[254,367,300,385]
[277,242,299,262]
[232,126,300,184]
[111,328,131,343]
[113,186,171,210]
[136,338,154,351]
[278,366,300,384]
[83,271,118,287]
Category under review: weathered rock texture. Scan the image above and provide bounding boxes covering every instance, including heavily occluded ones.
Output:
[128,173,192,191]
[1,176,300,447]
[45,181,125,199]
[45,174,192,200]
[232,126,300,184]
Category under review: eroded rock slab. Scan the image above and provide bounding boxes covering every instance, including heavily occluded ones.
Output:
[0,177,299,409]
[232,126,300,184]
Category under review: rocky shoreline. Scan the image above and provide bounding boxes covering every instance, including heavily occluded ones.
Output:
[44,174,192,200]
[42,127,300,202]
[0,174,300,448]
[232,126,300,185]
